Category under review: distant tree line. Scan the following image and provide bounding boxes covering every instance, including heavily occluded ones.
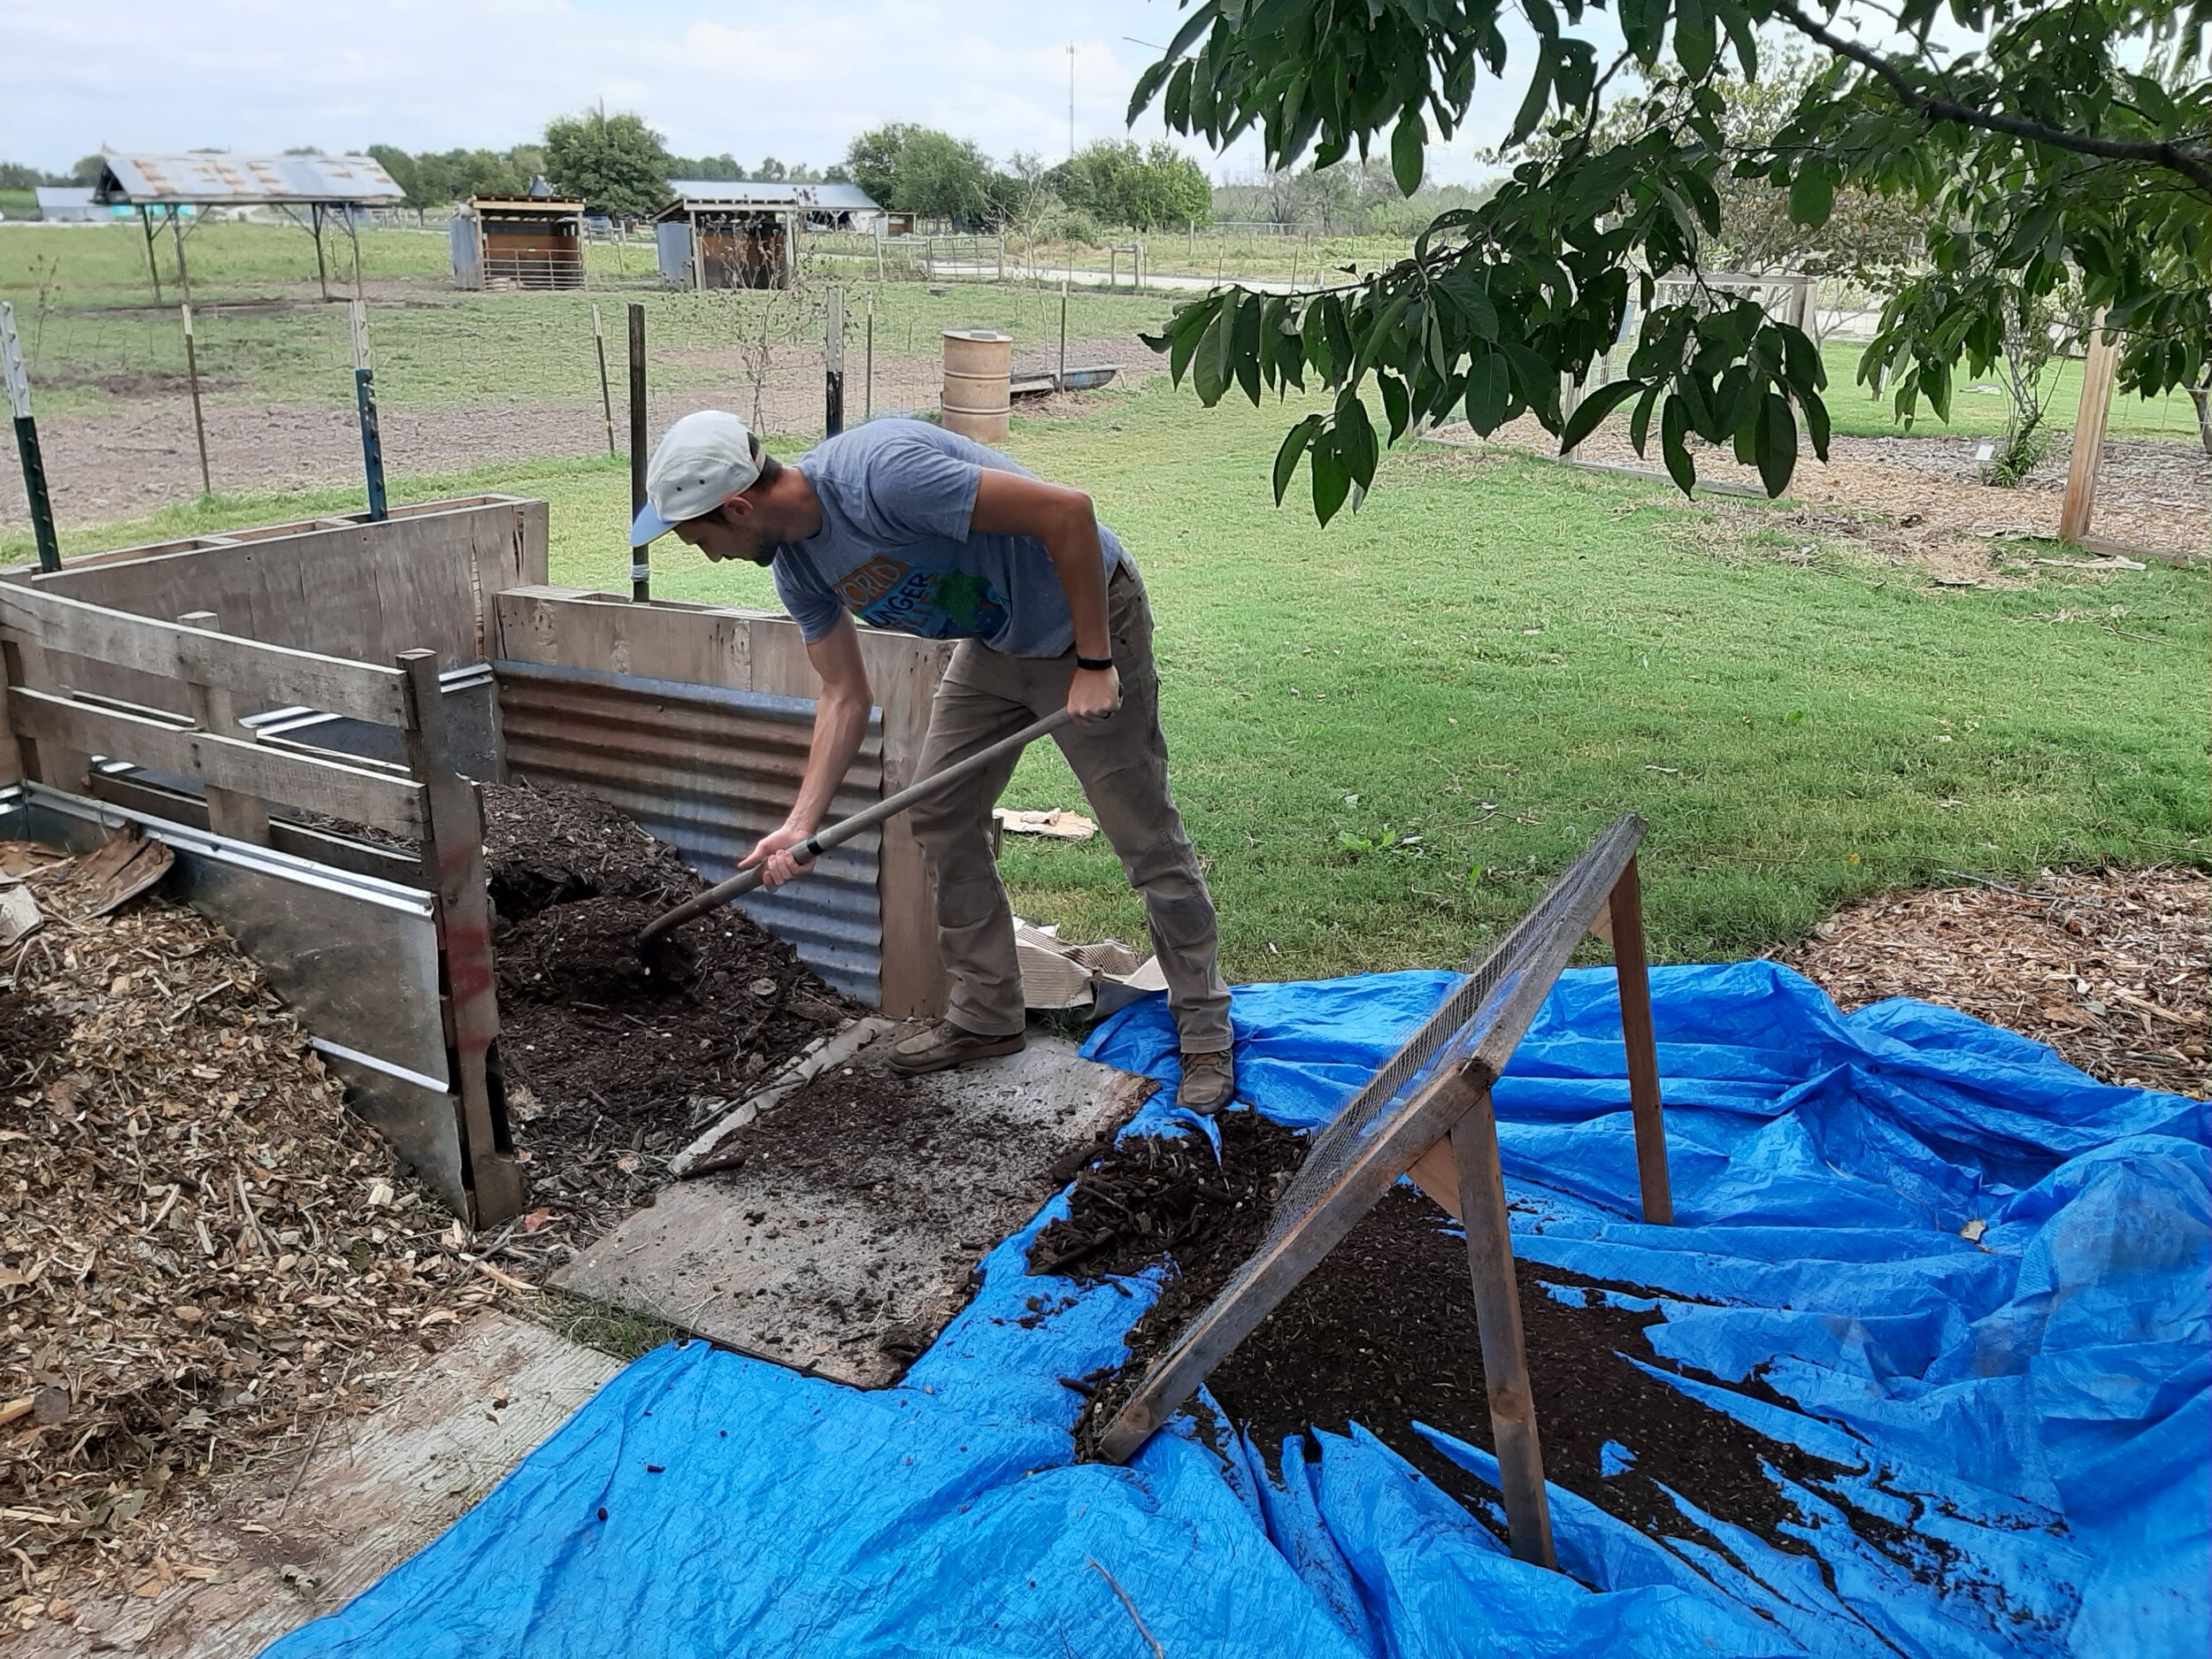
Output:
[1211,160,1498,237]
[844,124,1211,232]
[0,156,107,191]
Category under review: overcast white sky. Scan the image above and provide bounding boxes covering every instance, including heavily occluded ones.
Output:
[0,0,1517,183]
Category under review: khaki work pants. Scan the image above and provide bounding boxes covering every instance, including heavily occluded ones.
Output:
[908,565,1233,1052]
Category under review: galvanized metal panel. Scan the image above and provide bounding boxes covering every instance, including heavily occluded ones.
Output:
[655,219,693,286]
[0,783,470,1218]
[97,152,404,206]
[494,659,887,1005]
[449,214,481,288]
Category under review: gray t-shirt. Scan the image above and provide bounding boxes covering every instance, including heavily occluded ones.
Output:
[771,419,1126,658]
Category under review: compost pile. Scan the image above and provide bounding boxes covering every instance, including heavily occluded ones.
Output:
[1050,1117,1961,1587]
[0,840,495,1611]
[1783,864,2209,1101]
[481,782,853,1251]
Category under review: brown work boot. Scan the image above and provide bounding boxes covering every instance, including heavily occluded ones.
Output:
[887,1020,1025,1076]
[1177,1050,1236,1116]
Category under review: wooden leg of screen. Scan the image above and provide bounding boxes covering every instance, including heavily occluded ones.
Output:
[1451,1094,1556,1569]
[1607,856,1673,1225]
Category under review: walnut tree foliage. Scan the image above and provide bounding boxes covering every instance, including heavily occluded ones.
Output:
[1130,1,2212,518]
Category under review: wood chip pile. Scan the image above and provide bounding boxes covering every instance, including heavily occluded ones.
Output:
[1781,864,2209,1100]
[1,841,494,1618]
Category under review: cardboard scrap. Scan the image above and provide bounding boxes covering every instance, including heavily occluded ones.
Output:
[64,830,175,918]
[994,808,1098,841]
[0,883,42,948]
[1012,918,1162,1013]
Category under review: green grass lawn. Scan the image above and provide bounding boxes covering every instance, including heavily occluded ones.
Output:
[1816,338,2203,444]
[1,222,1174,419]
[12,380,2200,979]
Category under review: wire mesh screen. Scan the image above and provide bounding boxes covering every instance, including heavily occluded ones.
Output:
[1097,813,1647,1458]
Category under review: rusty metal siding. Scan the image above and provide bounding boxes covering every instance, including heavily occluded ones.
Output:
[494,658,886,1005]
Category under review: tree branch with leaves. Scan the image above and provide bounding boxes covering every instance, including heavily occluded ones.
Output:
[1132,0,2212,520]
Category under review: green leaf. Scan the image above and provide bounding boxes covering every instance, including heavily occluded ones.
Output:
[1619,0,1667,62]
[1194,305,1233,405]
[1755,390,1798,497]
[1463,353,1510,434]
[1510,42,1555,146]
[1126,59,1172,125]
[1629,379,1664,454]
[1560,379,1644,452]
[1787,166,1833,229]
[1168,297,1217,387]
[1312,428,1353,524]
[1339,395,1380,485]
[1391,107,1425,197]
[1379,372,1410,442]
[1674,0,1716,78]
[1272,413,1322,504]
[1801,388,1832,461]
[1233,288,1264,403]
[1438,268,1499,341]
[1659,396,1696,495]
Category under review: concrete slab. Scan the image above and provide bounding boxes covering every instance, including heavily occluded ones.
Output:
[25,1314,622,1658]
[552,1032,1148,1386]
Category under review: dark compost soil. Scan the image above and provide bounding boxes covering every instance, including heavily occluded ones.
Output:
[1048,1118,1962,1590]
[1,986,71,1091]
[480,780,854,1229]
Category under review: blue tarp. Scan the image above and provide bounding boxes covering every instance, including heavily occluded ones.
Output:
[269,964,2208,1659]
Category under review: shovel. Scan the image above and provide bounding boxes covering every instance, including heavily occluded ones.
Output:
[637,707,1074,958]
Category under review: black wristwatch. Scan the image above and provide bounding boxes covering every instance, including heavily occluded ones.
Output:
[1075,654,1115,672]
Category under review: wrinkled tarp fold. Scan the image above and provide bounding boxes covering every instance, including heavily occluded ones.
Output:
[270,963,2208,1659]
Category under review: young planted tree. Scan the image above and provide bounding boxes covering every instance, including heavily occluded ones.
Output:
[1130,2,2212,518]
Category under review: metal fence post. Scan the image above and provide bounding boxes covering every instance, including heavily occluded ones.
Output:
[0,301,61,572]
[348,300,388,522]
[181,303,212,496]
[628,302,650,602]
[825,285,846,437]
[592,303,616,455]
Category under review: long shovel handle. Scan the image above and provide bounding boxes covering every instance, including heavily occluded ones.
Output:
[638,706,1076,950]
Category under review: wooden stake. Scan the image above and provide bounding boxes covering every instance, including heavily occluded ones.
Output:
[2060,321,2119,542]
[348,300,387,521]
[1606,856,1673,1225]
[1451,1094,1557,1569]
[176,611,271,847]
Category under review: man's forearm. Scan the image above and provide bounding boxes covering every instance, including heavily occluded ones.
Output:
[1041,503,1111,661]
[785,687,872,834]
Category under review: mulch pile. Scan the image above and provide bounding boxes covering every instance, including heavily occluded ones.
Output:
[482,781,855,1259]
[1780,865,2208,1101]
[1050,1118,1964,1590]
[0,840,500,1621]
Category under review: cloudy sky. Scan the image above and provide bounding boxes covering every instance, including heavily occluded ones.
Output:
[0,0,1517,182]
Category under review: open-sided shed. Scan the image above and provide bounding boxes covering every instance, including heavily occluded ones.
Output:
[92,150,404,302]
[654,180,882,290]
[450,196,588,290]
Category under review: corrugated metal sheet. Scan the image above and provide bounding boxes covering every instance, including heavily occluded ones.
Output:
[662,180,880,213]
[96,152,404,206]
[495,659,887,1006]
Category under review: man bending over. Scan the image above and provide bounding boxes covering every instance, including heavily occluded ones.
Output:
[629,411,1235,1114]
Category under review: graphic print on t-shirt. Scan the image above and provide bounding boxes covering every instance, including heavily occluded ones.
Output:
[837,555,1010,640]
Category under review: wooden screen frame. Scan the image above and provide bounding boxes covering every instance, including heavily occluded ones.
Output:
[1094,816,1673,1570]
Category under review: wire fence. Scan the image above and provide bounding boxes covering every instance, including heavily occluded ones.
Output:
[0,242,1177,538]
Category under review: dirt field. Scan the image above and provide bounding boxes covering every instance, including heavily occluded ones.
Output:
[1463,418,2208,566]
[0,335,1147,532]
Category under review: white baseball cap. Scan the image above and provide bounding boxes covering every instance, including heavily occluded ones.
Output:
[629,410,762,545]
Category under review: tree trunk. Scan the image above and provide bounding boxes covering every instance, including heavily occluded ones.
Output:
[2190,382,2212,458]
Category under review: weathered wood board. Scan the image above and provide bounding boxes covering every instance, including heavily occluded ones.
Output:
[554,1032,1147,1386]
